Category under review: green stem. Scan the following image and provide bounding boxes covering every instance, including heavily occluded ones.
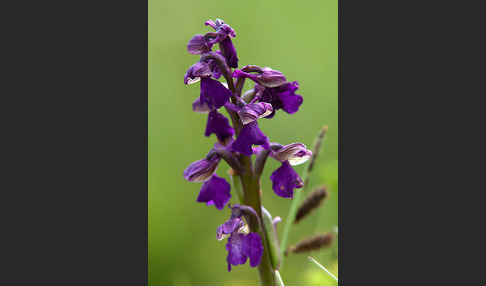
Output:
[229,173,244,203]
[239,156,276,286]
[224,67,275,285]
[279,126,328,267]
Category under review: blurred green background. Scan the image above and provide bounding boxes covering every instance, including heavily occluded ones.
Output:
[149,0,337,285]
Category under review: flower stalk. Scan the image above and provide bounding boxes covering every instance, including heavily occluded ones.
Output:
[279,126,328,267]
[182,18,317,286]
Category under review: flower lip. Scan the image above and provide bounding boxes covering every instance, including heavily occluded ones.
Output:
[197,174,231,210]
[205,110,235,142]
[200,77,232,110]
[270,161,304,198]
[260,81,303,117]
[231,121,270,156]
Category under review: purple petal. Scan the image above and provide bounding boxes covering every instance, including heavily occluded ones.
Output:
[217,217,242,240]
[208,55,222,79]
[200,78,231,110]
[272,143,312,165]
[279,82,303,114]
[260,81,303,116]
[192,97,211,113]
[270,161,304,198]
[205,110,234,142]
[220,37,238,68]
[184,62,212,85]
[187,34,211,55]
[226,233,248,271]
[246,233,263,267]
[225,232,263,271]
[203,19,238,68]
[233,67,286,88]
[238,102,273,125]
[183,156,220,182]
[197,174,231,210]
[231,121,270,156]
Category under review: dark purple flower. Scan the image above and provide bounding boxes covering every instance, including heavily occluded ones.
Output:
[270,161,304,198]
[205,19,238,68]
[260,81,303,117]
[219,37,238,68]
[184,61,212,85]
[205,110,235,142]
[197,174,231,210]
[200,77,232,110]
[207,52,223,79]
[217,217,243,240]
[272,143,312,166]
[187,34,212,55]
[233,67,287,88]
[217,205,263,271]
[231,121,270,156]
[226,232,263,271]
[238,102,273,125]
[183,155,220,182]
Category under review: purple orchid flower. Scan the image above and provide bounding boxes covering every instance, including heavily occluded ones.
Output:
[270,161,304,198]
[238,102,273,125]
[233,66,287,88]
[197,174,231,210]
[184,62,232,111]
[231,121,270,156]
[217,205,263,271]
[205,19,238,68]
[183,155,221,182]
[205,110,234,142]
[272,143,312,166]
[259,81,303,118]
[183,19,315,273]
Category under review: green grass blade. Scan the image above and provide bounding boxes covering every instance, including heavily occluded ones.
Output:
[308,256,338,282]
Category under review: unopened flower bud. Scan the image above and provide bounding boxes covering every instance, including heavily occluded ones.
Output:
[238,102,273,125]
[272,143,312,166]
[183,155,220,182]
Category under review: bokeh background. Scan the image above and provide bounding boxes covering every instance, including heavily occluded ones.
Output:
[149,1,337,285]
